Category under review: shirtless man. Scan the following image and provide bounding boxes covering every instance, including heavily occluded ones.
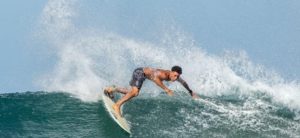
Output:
[104,66,199,118]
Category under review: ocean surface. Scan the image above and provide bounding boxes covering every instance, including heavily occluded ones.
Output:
[1,91,299,138]
[1,0,300,137]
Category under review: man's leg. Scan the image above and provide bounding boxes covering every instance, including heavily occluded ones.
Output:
[115,87,130,94]
[113,86,139,118]
[104,87,130,98]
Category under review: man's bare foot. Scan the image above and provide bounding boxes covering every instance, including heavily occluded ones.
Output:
[112,104,122,118]
[104,86,116,98]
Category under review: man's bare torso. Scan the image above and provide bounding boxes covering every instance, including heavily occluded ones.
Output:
[143,67,171,81]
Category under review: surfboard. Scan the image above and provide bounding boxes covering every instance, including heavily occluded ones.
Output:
[102,93,131,134]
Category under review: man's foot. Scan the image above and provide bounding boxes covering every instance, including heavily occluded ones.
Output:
[104,86,116,99]
[112,104,122,118]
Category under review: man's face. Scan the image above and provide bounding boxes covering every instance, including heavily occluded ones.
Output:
[170,71,180,81]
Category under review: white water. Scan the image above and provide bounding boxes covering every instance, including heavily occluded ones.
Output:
[36,0,300,117]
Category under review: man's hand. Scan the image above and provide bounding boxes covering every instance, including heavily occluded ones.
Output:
[165,89,174,96]
[191,92,200,99]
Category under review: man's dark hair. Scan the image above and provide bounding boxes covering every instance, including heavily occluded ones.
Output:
[171,65,182,74]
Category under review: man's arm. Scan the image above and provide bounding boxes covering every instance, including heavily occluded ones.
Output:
[153,78,173,96]
[177,77,193,96]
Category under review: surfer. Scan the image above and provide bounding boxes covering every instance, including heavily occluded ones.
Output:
[104,66,199,118]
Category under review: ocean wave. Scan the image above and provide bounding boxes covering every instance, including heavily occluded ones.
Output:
[0,92,299,137]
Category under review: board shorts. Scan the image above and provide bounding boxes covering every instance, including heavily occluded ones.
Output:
[129,67,146,89]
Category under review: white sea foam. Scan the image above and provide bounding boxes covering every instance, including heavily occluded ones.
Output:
[36,0,300,116]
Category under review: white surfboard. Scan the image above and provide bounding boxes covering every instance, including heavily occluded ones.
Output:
[102,93,131,134]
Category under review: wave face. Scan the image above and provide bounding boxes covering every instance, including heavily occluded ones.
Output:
[0,92,299,138]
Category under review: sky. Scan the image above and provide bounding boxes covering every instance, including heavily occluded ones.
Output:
[0,0,48,92]
[0,0,299,92]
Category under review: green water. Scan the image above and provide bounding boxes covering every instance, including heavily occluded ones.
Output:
[0,92,299,138]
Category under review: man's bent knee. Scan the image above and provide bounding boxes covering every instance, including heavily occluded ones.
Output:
[131,87,140,97]
[132,91,139,97]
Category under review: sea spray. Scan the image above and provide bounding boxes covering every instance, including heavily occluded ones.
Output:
[36,0,300,121]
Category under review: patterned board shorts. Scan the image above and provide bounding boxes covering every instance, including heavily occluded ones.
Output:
[129,67,146,89]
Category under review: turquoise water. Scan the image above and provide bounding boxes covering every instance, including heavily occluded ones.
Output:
[1,92,299,138]
[1,1,300,137]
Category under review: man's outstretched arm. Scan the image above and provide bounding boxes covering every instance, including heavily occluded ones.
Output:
[153,78,173,96]
[177,77,199,98]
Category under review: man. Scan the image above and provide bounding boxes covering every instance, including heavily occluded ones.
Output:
[104,66,199,118]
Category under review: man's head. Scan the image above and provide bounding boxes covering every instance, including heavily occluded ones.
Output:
[170,65,182,81]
